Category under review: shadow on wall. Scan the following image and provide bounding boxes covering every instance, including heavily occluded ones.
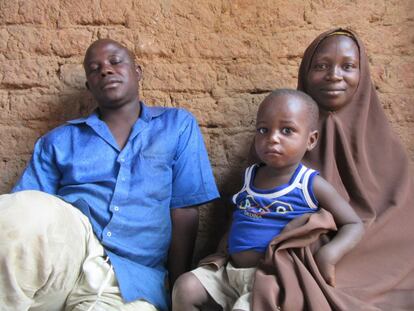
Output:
[192,144,253,266]
[1,90,96,194]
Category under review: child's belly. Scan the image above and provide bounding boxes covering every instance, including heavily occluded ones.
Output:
[230,249,264,268]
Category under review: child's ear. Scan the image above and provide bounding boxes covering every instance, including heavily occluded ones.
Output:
[307,130,319,151]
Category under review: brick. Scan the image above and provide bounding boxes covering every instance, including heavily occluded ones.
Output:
[99,28,135,52]
[141,90,172,107]
[0,158,29,194]
[0,58,59,89]
[383,0,414,25]
[58,0,104,26]
[4,26,52,57]
[9,92,86,122]
[0,0,59,25]
[0,125,42,158]
[372,56,414,92]
[59,63,86,90]
[172,93,218,127]
[134,33,172,59]
[0,90,8,110]
[193,33,255,59]
[143,62,217,92]
[0,28,9,52]
[59,0,133,26]
[100,0,133,24]
[51,29,92,58]
[220,62,296,92]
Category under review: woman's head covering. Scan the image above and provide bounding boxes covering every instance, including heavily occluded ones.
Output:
[299,28,414,307]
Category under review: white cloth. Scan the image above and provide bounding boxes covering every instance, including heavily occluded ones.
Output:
[0,190,158,311]
[191,262,256,311]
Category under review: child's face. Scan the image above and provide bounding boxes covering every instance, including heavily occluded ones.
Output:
[84,40,141,109]
[306,35,360,112]
[254,95,318,170]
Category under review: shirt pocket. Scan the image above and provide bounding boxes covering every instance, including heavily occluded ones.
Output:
[138,152,173,202]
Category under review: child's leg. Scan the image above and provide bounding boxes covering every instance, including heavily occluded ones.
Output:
[172,272,220,311]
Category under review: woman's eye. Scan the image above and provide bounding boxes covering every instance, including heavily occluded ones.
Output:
[257,128,267,134]
[314,63,328,70]
[343,63,356,70]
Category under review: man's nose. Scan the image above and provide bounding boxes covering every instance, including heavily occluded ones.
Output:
[100,64,114,76]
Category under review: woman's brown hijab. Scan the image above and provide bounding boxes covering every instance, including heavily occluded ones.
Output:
[299,28,414,308]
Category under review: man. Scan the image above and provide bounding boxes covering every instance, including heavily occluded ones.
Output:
[0,39,219,311]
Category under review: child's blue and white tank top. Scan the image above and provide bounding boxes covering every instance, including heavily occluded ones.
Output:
[228,163,319,255]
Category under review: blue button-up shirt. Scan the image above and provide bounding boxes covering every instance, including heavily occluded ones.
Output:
[13,102,219,311]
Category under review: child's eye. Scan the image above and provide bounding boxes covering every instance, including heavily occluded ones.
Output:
[281,127,293,135]
[257,127,268,134]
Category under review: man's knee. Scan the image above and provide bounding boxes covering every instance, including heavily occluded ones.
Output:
[0,190,89,237]
[0,191,92,310]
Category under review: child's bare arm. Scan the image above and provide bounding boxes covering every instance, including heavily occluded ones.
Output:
[312,175,364,286]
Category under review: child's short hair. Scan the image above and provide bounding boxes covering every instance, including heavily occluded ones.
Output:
[266,88,319,130]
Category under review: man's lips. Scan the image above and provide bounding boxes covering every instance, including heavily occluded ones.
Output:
[101,79,122,89]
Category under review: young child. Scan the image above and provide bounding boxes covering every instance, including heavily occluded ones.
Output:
[172,89,364,311]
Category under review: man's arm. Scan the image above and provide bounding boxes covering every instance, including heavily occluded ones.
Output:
[12,137,60,193]
[168,206,199,289]
[313,175,365,286]
[167,111,219,289]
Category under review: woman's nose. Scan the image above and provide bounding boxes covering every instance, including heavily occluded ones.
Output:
[326,65,342,81]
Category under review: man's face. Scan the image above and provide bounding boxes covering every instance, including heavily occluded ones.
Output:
[83,40,141,109]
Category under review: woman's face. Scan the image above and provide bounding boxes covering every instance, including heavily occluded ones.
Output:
[306,35,360,112]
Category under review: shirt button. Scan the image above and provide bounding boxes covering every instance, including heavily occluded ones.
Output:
[114,206,119,211]
[120,158,125,163]
[121,177,126,182]
[107,231,112,237]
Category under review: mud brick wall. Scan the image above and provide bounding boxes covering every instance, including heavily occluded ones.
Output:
[1,0,413,261]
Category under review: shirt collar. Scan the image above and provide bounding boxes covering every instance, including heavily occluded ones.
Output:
[67,101,166,125]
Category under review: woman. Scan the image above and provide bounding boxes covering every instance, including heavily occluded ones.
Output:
[297,28,414,309]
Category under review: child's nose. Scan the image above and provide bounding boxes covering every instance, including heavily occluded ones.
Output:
[269,131,280,143]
